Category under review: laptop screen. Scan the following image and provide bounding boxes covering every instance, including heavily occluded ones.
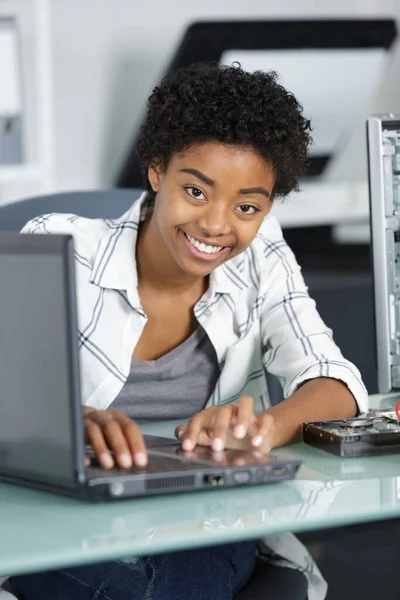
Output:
[0,234,83,488]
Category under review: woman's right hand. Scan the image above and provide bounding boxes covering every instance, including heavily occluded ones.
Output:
[84,407,147,469]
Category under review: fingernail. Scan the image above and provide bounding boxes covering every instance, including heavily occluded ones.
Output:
[212,450,224,461]
[212,438,224,451]
[119,453,132,468]
[100,453,114,468]
[252,436,263,448]
[135,452,147,467]
[182,439,194,451]
[177,429,183,440]
[234,424,246,439]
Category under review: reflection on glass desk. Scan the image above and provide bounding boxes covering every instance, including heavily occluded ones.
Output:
[1,393,400,577]
[276,439,400,481]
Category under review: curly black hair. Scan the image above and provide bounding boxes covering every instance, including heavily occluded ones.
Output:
[136,62,312,201]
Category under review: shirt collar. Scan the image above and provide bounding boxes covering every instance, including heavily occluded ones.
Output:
[90,191,150,309]
[90,191,249,306]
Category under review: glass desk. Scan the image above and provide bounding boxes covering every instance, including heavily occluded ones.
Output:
[1,393,400,577]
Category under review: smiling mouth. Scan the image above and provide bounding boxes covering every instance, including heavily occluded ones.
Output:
[181,231,228,256]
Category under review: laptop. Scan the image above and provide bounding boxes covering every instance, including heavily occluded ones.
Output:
[0,232,301,501]
[368,114,400,394]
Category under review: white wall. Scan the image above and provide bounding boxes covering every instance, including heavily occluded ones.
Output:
[2,0,400,191]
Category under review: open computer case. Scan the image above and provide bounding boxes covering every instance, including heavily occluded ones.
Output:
[368,114,400,394]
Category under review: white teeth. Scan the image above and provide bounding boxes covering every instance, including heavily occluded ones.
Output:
[185,233,224,255]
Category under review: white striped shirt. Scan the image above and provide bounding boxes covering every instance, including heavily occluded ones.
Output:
[22,191,368,415]
[22,191,368,600]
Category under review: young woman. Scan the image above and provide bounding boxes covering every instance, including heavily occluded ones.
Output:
[11,63,367,600]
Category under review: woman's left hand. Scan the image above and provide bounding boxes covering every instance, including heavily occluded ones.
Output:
[175,395,274,453]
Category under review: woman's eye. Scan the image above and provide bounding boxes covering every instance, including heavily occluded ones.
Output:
[237,204,259,215]
[186,186,205,200]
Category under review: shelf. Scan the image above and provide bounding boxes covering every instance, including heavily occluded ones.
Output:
[0,163,42,183]
[272,180,369,228]
[0,0,56,207]
[0,164,44,206]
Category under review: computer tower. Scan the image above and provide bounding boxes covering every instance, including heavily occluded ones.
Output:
[368,114,400,393]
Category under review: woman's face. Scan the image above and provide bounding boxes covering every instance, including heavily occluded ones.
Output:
[148,142,276,278]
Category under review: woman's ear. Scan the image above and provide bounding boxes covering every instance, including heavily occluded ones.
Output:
[148,160,164,193]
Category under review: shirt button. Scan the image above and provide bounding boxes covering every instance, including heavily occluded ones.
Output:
[205,309,212,318]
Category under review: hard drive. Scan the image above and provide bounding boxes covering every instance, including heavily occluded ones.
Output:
[303,410,400,457]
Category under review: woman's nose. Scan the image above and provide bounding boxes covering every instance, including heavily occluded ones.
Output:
[197,205,231,236]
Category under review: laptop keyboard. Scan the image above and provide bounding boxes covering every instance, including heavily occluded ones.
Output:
[87,449,214,478]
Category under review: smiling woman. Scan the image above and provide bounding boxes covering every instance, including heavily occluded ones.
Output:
[12,62,367,600]
[138,142,276,282]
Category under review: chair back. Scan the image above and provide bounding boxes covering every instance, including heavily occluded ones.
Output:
[0,189,143,231]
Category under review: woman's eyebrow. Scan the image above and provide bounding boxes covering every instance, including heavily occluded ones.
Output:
[179,168,215,187]
[239,187,270,199]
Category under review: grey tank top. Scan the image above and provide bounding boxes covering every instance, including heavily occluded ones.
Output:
[110,326,220,422]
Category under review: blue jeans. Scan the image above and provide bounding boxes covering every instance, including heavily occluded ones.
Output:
[10,541,256,600]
